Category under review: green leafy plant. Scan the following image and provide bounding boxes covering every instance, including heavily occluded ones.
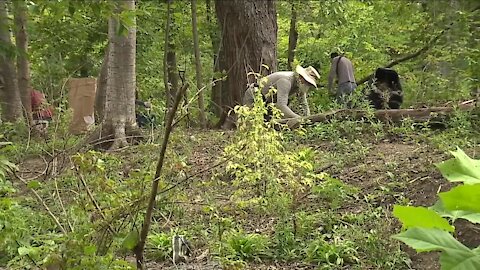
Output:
[146,232,173,260]
[220,230,270,262]
[306,235,359,267]
[224,85,324,212]
[392,148,480,270]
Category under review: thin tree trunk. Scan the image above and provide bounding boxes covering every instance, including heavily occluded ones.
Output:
[163,0,173,109]
[102,0,137,150]
[206,0,222,117]
[166,46,179,106]
[287,2,298,70]
[191,0,207,128]
[12,0,32,125]
[95,45,108,123]
[134,82,188,270]
[0,0,22,122]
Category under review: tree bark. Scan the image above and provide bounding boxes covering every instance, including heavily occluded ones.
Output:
[287,2,298,70]
[12,0,32,125]
[95,45,108,124]
[163,0,175,109]
[191,0,207,128]
[0,0,22,122]
[215,0,278,125]
[102,0,137,150]
[166,45,179,108]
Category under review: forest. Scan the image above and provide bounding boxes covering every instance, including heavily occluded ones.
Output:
[0,0,479,269]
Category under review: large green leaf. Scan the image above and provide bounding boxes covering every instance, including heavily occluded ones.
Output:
[440,251,480,270]
[436,148,480,185]
[439,184,480,213]
[392,227,469,253]
[393,205,454,232]
[431,201,480,224]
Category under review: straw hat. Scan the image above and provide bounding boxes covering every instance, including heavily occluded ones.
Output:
[296,65,320,87]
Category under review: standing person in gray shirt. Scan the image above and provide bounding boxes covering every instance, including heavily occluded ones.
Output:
[328,52,357,106]
[243,65,320,120]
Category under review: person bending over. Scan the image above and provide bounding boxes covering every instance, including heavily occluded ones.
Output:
[243,65,320,121]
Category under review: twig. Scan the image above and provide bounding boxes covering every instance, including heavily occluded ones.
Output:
[135,82,189,269]
[157,151,239,196]
[73,164,115,234]
[172,78,225,128]
[13,171,67,234]
[53,160,74,232]
[18,154,49,181]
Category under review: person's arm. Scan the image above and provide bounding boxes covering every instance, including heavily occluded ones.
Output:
[135,100,151,108]
[299,91,310,116]
[327,59,337,94]
[275,78,300,118]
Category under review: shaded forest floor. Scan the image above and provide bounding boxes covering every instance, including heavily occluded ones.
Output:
[9,116,480,270]
[140,124,479,269]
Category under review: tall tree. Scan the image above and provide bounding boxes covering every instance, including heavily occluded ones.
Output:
[94,45,109,124]
[287,1,298,70]
[0,0,22,122]
[191,0,207,128]
[12,0,32,125]
[163,0,179,110]
[215,0,278,126]
[206,0,222,117]
[102,0,137,149]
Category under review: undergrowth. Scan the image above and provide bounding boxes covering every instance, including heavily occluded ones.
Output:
[0,98,478,269]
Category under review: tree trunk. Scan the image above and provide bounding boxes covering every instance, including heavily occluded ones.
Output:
[206,0,222,117]
[95,45,108,124]
[102,0,137,150]
[0,0,22,122]
[215,0,278,125]
[166,47,179,108]
[191,0,207,128]
[163,0,176,109]
[134,82,188,270]
[12,0,32,125]
[287,2,298,70]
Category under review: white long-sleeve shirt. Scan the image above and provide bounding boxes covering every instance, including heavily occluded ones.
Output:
[243,71,309,118]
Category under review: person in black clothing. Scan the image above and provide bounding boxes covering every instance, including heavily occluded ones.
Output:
[367,68,403,109]
[135,91,156,127]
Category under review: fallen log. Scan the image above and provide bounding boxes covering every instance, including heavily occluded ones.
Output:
[279,101,476,128]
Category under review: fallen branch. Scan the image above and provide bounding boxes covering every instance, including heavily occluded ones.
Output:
[279,101,476,127]
[13,171,67,234]
[73,164,115,234]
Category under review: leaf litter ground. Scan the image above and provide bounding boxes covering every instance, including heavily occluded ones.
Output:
[14,128,480,270]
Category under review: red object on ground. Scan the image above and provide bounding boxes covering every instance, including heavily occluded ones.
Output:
[31,89,53,120]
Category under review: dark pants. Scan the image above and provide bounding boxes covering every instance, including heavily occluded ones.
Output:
[136,113,156,128]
